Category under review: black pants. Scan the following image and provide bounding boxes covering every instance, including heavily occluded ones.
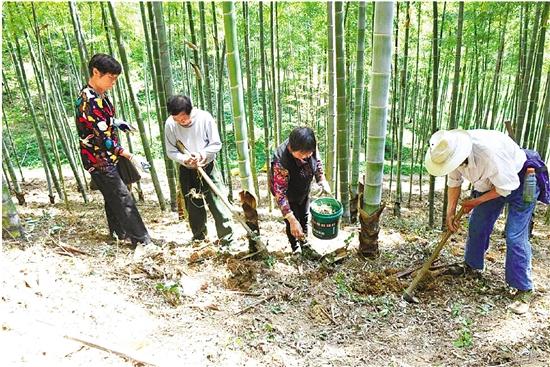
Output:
[284,197,310,251]
[91,165,150,245]
[179,162,233,242]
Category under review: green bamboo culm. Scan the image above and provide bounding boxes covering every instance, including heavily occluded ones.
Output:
[351,1,367,221]
[152,2,178,211]
[222,1,255,195]
[259,2,273,211]
[363,2,394,215]
[108,1,166,211]
[335,1,350,221]
[326,2,337,194]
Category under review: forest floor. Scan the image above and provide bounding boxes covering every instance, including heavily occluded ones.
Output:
[2,164,550,367]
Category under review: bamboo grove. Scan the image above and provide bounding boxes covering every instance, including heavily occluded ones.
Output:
[2,2,549,245]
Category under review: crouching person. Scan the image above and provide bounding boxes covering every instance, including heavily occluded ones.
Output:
[424,128,549,314]
[269,127,331,259]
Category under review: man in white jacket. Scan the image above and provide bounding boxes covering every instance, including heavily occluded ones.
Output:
[164,95,233,246]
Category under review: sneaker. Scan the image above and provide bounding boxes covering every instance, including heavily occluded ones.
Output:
[509,290,533,315]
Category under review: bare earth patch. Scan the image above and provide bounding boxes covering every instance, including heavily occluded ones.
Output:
[2,168,549,366]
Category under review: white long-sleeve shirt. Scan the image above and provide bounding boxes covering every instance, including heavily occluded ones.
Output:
[447,129,526,197]
[164,108,222,168]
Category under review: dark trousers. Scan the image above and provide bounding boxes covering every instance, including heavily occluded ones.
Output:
[179,162,233,242]
[284,197,310,251]
[91,165,150,245]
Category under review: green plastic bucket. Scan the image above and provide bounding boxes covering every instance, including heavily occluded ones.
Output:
[310,197,343,240]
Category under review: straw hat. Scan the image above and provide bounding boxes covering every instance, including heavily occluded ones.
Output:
[424,129,472,176]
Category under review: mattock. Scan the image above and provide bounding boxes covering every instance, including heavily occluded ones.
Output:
[403,206,465,303]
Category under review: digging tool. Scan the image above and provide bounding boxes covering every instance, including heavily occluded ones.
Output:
[175,140,267,255]
[403,206,465,303]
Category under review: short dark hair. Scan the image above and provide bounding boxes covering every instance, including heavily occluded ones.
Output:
[167,95,193,116]
[88,54,122,76]
[289,127,317,152]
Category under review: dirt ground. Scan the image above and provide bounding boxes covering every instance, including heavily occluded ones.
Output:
[2,166,550,367]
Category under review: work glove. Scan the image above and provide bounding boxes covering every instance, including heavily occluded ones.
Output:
[130,154,151,173]
[112,118,136,132]
[319,180,332,195]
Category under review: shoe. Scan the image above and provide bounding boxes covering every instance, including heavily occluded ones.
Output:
[509,290,533,315]
[192,232,207,242]
[441,263,482,279]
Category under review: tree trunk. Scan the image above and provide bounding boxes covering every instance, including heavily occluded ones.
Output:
[524,2,549,148]
[243,2,260,199]
[388,3,399,201]
[223,1,260,250]
[259,3,273,211]
[152,2,178,211]
[428,2,439,228]
[537,69,550,158]
[335,1,350,222]
[2,137,25,205]
[395,2,410,217]
[8,36,62,203]
[407,2,422,207]
[199,2,213,113]
[187,2,205,109]
[326,1,337,194]
[350,1,367,223]
[68,1,89,81]
[516,3,542,146]
[360,1,394,257]
[108,1,166,211]
[270,2,280,147]
[222,1,255,196]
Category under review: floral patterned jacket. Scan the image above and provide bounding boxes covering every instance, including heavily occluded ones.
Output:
[75,85,124,173]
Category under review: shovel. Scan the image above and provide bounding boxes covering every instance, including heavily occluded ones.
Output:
[403,206,465,303]
[175,140,267,255]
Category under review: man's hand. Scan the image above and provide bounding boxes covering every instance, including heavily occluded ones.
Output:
[183,152,207,168]
[446,209,459,232]
[130,154,151,173]
[288,216,304,240]
[112,118,136,133]
[461,198,479,214]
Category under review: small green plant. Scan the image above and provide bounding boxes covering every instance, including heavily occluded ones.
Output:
[333,272,365,302]
[263,255,276,269]
[49,224,63,235]
[269,304,284,314]
[334,272,352,298]
[477,303,493,316]
[453,319,473,348]
[344,232,355,247]
[451,302,463,318]
[263,322,276,341]
[155,281,181,306]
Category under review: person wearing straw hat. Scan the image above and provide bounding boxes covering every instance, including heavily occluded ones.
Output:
[424,129,543,315]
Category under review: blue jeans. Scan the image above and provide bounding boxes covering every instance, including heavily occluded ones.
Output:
[465,178,539,291]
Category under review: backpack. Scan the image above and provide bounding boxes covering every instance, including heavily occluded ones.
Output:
[523,149,550,204]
